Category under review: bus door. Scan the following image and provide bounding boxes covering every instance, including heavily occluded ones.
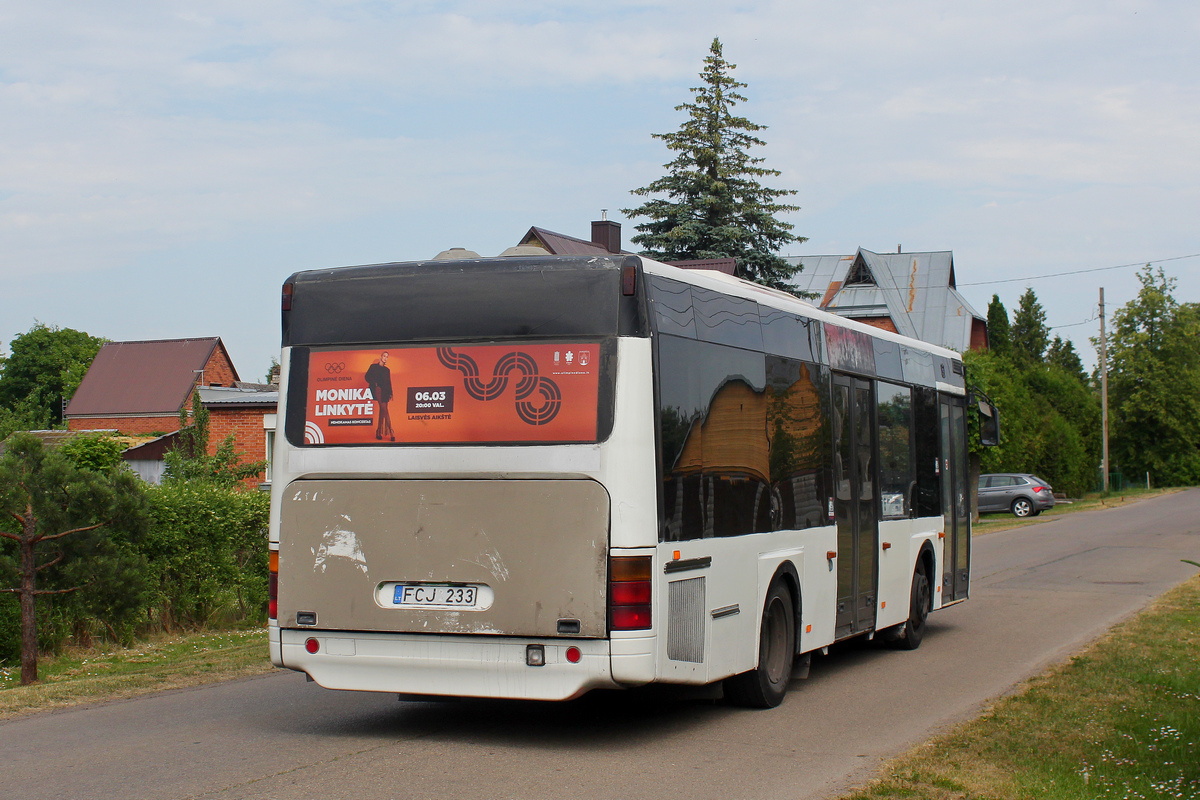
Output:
[939,394,970,602]
[833,374,878,638]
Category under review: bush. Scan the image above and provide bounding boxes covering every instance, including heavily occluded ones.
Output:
[0,594,18,666]
[966,349,1100,497]
[143,483,269,629]
[58,433,127,473]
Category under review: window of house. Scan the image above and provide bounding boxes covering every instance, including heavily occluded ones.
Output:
[263,413,277,485]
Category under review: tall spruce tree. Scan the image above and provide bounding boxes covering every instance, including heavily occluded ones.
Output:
[623,38,805,291]
[986,295,1011,355]
[1010,288,1050,363]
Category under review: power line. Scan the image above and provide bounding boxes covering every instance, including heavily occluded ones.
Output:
[785,251,1200,293]
[1049,314,1098,330]
[957,252,1200,288]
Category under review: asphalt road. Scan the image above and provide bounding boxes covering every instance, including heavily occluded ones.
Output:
[4,489,1198,800]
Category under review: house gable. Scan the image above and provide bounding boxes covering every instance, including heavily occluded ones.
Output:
[785,249,986,353]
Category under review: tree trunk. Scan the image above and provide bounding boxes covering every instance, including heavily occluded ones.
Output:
[20,538,38,685]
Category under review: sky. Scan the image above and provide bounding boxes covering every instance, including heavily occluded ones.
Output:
[2,0,1198,379]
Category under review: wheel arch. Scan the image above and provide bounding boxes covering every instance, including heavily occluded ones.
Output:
[767,561,804,655]
[916,540,936,612]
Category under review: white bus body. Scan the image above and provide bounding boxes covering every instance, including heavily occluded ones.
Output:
[268,255,973,707]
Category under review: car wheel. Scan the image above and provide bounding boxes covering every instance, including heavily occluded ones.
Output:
[725,580,795,708]
[1011,498,1034,517]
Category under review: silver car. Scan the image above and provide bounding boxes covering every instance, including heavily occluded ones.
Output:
[977,473,1055,517]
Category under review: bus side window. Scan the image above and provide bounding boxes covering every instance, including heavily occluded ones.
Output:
[657,335,768,541]
[912,386,941,518]
[765,356,831,531]
[877,382,914,518]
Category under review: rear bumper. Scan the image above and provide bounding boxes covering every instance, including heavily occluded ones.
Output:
[278,628,620,701]
[1034,492,1056,511]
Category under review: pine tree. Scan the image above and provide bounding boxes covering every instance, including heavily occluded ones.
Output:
[987,295,1011,355]
[1047,336,1087,384]
[1010,288,1050,363]
[0,433,148,684]
[623,38,805,290]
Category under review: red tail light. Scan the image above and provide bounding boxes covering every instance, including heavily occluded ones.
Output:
[281,283,293,311]
[1032,486,1044,493]
[621,264,637,296]
[269,550,279,620]
[609,555,652,631]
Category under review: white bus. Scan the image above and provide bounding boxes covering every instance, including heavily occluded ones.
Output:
[268,253,976,707]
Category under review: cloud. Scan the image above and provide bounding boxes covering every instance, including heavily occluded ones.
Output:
[2,0,1198,374]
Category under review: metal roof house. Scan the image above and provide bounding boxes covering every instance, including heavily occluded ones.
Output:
[785,249,988,353]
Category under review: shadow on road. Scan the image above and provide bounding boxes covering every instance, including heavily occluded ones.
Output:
[254,622,958,748]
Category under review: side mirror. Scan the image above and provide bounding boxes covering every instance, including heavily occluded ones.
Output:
[977,398,1000,447]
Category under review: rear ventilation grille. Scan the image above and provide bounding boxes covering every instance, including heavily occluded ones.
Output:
[667,577,706,663]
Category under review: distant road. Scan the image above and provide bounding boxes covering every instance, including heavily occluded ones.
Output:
[3,489,1198,800]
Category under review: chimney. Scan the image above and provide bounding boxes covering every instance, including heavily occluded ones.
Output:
[591,210,621,254]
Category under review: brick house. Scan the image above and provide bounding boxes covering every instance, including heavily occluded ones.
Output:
[65,337,276,485]
[197,386,279,486]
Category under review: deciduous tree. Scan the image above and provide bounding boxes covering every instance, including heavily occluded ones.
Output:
[1106,266,1200,485]
[623,38,805,290]
[0,323,105,431]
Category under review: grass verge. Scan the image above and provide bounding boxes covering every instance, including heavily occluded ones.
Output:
[845,572,1200,800]
[972,486,1182,536]
[0,628,273,719]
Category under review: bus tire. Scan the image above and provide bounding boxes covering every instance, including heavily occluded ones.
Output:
[724,580,794,708]
[890,566,930,651]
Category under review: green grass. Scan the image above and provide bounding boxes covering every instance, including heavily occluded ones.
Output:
[0,627,273,719]
[973,486,1181,536]
[845,573,1200,800]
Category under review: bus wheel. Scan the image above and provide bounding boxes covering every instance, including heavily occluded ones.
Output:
[889,567,930,651]
[725,581,794,708]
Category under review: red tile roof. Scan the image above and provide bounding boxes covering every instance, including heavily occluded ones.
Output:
[65,338,234,417]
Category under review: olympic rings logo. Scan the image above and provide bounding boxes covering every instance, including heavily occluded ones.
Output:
[324,362,346,374]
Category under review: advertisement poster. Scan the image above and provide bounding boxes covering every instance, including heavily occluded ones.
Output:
[304,343,600,445]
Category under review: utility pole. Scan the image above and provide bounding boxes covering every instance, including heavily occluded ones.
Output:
[1100,287,1109,493]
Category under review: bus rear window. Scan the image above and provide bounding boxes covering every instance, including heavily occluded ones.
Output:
[297,342,605,446]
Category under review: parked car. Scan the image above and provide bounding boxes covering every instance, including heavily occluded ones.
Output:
[977,473,1055,517]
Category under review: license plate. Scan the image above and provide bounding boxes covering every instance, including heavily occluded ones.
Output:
[392,584,480,609]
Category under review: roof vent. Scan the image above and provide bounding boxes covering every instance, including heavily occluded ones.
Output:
[432,248,482,261]
[498,245,550,257]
